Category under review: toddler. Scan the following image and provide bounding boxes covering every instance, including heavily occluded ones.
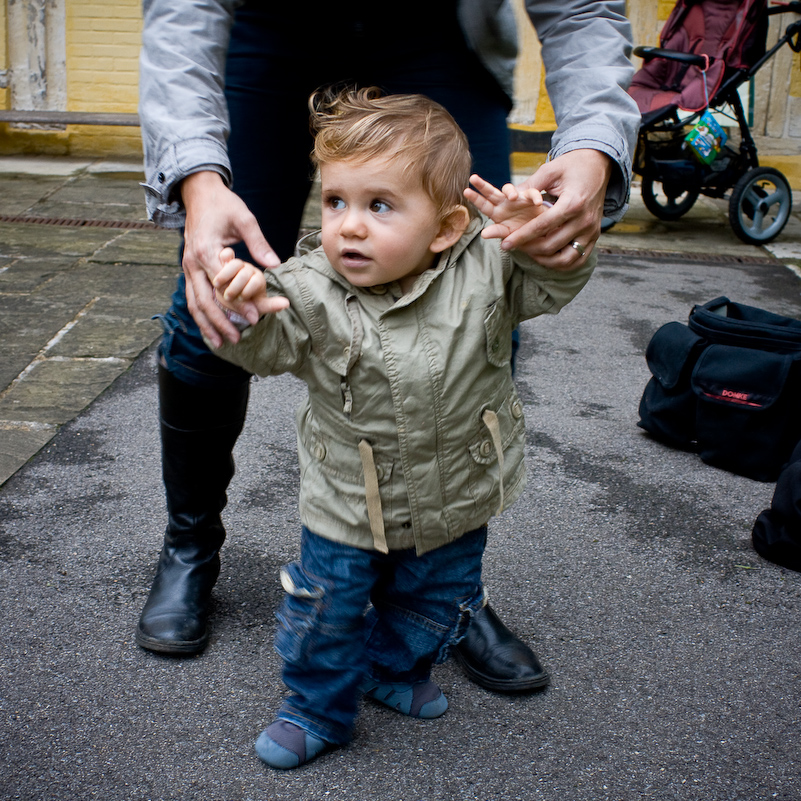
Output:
[210,87,595,769]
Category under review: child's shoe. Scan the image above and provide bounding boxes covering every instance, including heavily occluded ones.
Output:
[254,719,331,769]
[362,678,448,719]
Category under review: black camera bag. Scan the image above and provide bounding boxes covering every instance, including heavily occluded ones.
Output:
[638,296,801,481]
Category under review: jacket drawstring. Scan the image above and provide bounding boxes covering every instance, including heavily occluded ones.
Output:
[358,439,389,554]
[481,408,505,515]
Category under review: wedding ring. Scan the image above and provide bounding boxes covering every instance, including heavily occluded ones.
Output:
[570,240,586,257]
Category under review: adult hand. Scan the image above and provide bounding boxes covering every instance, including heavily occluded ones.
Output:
[180,171,280,347]
[495,149,613,270]
[466,175,557,263]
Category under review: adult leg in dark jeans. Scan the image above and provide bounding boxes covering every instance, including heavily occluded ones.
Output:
[137,13,315,656]
[138,4,546,691]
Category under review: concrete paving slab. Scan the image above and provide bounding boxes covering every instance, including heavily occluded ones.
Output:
[0,254,78,293]
[0,163,180,485]
[87,229,180,266]
[45,296,166,360]
[30,199,149,223]
[0,356,131,426]
[28,175,151,223]
[43,175,147,206]
[0,175,74,216]
[0,220,120,258]
[0,422,57,486]
[0,292,100,389]
[86,159,146,175]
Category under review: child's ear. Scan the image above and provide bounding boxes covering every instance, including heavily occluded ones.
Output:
[430,206,471,254]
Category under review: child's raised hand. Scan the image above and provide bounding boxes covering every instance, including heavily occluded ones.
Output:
[213,247,289,321]
[215,247,266,302]
[464,174,547,244]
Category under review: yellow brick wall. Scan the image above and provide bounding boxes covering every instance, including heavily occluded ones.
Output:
[0,0,142,158]
[67,1,141,109]
[64,0,142,157]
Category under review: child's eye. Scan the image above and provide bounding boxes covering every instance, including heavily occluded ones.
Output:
[326,197,345,210]
[370,200,391,214]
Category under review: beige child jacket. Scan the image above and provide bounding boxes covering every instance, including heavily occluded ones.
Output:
[215,218,595,555]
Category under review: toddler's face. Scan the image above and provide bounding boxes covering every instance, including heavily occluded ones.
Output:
[320,156,449,291]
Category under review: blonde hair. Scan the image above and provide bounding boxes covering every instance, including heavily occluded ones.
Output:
[309,86,474,220]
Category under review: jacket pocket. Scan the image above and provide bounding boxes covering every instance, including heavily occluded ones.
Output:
[298,409,395,530]
[467,390,525,508]
[483,300,513,368]
[302,424,394,486]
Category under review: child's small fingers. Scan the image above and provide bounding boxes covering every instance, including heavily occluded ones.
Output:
[519,187,543,206]
[241,272,267,300]
[256,295,290,316]
[465,188,492,214]
[222,269,252,300]
[469,174,490,191]
[213,259,242,287]
[501,183,519,201]
[480,222,511,240]
[469,174,503,200]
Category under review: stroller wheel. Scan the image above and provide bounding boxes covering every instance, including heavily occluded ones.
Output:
[641,178,699,221]
[729,167,792,245]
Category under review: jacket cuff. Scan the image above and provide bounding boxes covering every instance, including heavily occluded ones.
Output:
[142,138,232,228]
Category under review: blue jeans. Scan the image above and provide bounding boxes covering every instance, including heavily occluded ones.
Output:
[159,2,515,386]
[274,526,487,745]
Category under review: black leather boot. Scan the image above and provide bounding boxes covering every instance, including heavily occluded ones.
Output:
[136,365,249,655]
[453,604,549,693]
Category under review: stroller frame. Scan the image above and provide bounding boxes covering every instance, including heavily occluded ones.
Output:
[630,0,801,244]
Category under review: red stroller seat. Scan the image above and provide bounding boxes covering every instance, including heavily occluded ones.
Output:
[630,0,767,116]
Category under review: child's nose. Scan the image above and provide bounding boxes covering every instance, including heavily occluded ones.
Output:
[340,208,367,237]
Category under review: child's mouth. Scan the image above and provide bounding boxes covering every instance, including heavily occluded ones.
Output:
[341,251,370,267]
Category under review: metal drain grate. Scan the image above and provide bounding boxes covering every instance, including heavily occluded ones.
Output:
[0,216,782,264]
[0,214,160,230]
[597,246,778,265]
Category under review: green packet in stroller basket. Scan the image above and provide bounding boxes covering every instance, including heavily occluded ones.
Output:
[683,110,727,165]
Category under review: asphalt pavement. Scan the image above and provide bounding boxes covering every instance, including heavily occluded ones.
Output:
[2,155,801,801]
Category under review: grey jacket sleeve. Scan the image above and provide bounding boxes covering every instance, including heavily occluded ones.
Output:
[138,0,240,228]
[524,0,641,219]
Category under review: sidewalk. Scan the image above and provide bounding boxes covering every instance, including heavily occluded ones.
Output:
[0,157,179,485]
[2,155,800,486]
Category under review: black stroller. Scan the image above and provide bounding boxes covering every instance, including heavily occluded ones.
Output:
[625,0,801,245]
